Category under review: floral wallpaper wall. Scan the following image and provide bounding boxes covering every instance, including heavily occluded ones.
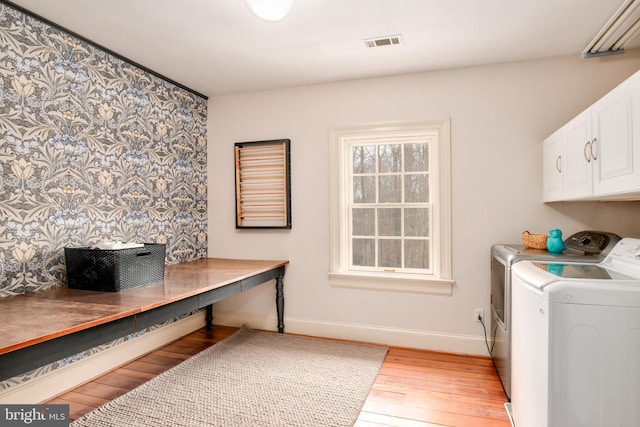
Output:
[0,3,208,390]
[0,3,208,297]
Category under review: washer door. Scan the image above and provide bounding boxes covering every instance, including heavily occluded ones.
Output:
[532,262,631,279]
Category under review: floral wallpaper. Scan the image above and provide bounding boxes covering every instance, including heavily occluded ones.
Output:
[0,2,208,297]
[0,2,208,390]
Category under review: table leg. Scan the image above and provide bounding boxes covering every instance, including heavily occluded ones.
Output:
[276,275,284,333]
[205,305,213,330]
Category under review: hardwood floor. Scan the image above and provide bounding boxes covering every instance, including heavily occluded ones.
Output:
[45,326,511,426]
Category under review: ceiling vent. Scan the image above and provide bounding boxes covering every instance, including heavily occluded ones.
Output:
[363,34,403,48]
[583,0,640,58]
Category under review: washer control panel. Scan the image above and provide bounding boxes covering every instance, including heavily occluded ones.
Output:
[606,238,640,264]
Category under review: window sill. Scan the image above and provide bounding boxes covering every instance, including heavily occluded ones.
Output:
[328,272,453,295]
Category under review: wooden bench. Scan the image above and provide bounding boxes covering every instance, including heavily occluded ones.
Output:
[0,258,288,382]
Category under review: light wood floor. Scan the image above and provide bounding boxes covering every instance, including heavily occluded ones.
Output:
[45,325,511,426]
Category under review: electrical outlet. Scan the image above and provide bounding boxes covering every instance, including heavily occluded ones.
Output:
[474,308,484,323]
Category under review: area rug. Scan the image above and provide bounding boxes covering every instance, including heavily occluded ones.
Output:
[71,325,388,427]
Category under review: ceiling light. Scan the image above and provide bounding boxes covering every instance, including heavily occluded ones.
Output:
[583,0,640,58]
[245,0,294,22]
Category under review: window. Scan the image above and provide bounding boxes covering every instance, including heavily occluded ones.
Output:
[328,119,453,295]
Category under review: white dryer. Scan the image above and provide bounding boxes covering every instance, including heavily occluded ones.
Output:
[510,238,640,427]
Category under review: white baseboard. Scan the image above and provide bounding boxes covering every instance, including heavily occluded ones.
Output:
[0,311,207,404]
[212,309,489,356]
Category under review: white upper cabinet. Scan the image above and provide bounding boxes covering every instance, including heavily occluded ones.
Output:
[542,128,563,202]
[562,108,592,199]
[591,76,640,197]
[542,70,640,202]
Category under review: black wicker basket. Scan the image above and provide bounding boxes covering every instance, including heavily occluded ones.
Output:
[65,243,166,292]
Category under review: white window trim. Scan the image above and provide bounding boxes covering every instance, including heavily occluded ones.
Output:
[328,119,453,295]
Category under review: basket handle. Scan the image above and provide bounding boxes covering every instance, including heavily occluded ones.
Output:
[136,252,151,257]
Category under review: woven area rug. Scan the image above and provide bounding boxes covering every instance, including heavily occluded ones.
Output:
[71,325,388,427]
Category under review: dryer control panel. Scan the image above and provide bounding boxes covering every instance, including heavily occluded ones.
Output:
[564,231,621,254]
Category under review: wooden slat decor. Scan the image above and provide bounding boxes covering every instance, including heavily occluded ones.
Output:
[235,139,291,229]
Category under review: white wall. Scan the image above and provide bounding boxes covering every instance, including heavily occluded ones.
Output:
[207,53,640,355]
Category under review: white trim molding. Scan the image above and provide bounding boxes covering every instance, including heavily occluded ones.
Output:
[328,118,453,294]
[213,309,489,356]
[328,271,453,295]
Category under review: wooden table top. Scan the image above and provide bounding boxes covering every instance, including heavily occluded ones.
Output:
[0,258,288,355]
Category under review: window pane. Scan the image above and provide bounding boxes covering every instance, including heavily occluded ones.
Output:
[405,239,430,269]
[405,208,429,237]
[353,145,376,174]
[405,174,429,203]
[353,238,375,266]
[378,144,401,173]
[378,239,401,268]
[353,176,375,203]
[378,208,401,236]
[378,175,401,203]
[404,143,428,172]
[352,208,375,235]
[332,121,449,278]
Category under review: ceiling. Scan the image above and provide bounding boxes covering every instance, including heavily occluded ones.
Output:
[5,0,636,97]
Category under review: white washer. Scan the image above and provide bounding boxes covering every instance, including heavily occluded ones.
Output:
[510,238,640,427]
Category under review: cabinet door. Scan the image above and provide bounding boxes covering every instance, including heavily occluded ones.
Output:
[542,129,563,202]
[562,109,592,200]
[591,76,640,197]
